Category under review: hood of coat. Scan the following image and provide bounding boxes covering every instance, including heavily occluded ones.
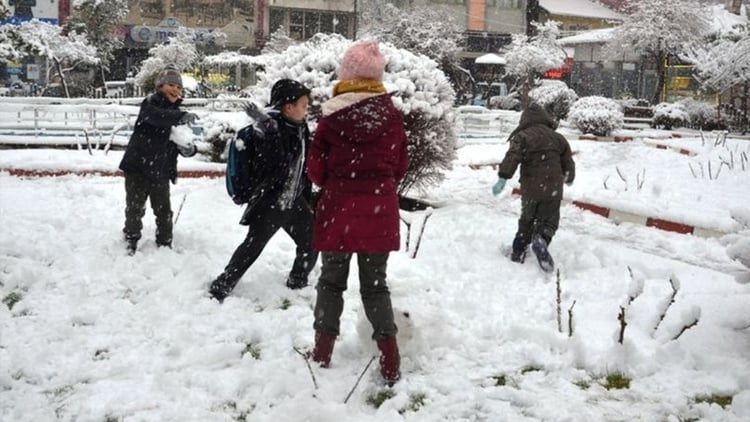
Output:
[320,93,399,145]
[517,103,555,131]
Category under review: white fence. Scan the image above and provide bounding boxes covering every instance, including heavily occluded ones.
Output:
[0,97,249,149]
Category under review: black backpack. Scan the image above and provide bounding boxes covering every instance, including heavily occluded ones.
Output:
[225,103,278,205]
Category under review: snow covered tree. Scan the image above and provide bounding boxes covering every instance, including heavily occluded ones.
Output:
[13,20,98,97]
[0,2,9,20]
[135,28,201,92]
[502,21,567,107]
[135,27,226,92]
[262,26,295,54]
[682,23,750,95]
[360,3,472,106]
[64,0,129,89]
[244,34,457,195]
[606,0,710,104]
[0,25,22,63]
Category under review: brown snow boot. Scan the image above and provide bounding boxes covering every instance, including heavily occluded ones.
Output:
[377,336,401,385]
[311,331,336,368]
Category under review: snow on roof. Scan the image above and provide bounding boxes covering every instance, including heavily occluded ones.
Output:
[539,0,622,20]
[475,53,507,64]
[557,27,615,46]
[557,4,749,46]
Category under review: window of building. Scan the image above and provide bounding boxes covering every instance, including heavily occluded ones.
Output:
[289,10,304,40]
[487,0,521,7]
[268,8,352,40]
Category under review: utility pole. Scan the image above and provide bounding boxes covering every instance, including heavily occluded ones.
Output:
[526,0,539,36]
[352,0,358,40]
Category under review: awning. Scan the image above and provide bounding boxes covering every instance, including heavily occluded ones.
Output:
[475,53,506,65]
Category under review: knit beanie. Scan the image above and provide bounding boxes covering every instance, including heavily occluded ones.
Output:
[338,40,385,82]
[156,65,183,88]
[269,79,311,108]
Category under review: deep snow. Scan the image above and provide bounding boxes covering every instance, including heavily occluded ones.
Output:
[1,120,750,421]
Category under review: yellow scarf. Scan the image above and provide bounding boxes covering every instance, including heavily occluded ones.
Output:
[332,80,386,97]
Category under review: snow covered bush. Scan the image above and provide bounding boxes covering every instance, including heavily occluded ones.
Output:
[489,94,521,111]
[651,102,689,130]
[677,98,727,131]
[726,207,750,284]
[568,96,624,136]
[241,33,458,194]
[529,80,578,121]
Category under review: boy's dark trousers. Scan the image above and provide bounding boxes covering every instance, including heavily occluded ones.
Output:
[514,197,561,247]
[210,196,318,298]
[313,252,398,340]
[123,172,173,246]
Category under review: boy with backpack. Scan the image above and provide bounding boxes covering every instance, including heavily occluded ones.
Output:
[119,65,199,255]
[209,79,319,302]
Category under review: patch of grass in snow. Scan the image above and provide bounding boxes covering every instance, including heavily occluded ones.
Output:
[366,389,395,408]
[573,379,591,390]
[242,342,261,360]
[400,393,426,413]
[603,372,631,390]
[93,348,109,361]
[104,414,122,422]
[520,365,544,375]
[2,291,22,310]
[280,298,291,310]
[693,394,733,409]
[492,374,507,386]
[218,401,252,421]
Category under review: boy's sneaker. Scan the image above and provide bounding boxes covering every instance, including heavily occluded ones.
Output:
[531,234,555,273]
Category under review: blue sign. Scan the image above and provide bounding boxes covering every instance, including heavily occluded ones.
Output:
[2,17,58,25]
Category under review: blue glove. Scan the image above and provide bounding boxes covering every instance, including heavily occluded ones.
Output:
[492,178,507,196]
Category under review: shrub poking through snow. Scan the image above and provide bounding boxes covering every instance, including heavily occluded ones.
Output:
[568,96,623,136]
[603,372,631,390]
[529,80,578,121]
[652,102,689,130]
[693,394,733,409]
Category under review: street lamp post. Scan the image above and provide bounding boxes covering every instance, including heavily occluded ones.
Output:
[352,0,358,40]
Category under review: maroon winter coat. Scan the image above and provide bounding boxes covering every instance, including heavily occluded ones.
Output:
[307,93,409,253]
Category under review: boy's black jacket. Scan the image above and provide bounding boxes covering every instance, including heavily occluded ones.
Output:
[119,92,192,183]
[237,109,312,226]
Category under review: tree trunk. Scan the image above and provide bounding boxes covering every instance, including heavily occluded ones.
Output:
[520,69,534,108]
[54,58,70,98]
[652,52,666,105]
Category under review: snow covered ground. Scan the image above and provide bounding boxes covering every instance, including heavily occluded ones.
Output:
[1,120,750,421]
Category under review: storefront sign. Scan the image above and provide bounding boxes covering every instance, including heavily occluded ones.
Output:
[128,20,217,45]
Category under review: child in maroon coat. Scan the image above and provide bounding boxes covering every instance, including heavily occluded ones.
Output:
[306,40,409,385]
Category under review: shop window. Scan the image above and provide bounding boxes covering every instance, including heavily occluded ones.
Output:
[289,10,304,40]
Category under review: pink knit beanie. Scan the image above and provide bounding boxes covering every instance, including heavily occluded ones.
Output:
[338,40,385,82]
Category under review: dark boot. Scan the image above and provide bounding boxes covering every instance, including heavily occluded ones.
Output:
[285,275,308,290]
[377,336,401,385]
[531,233,555,272]
[311,331,336,367]
[510,237,527,263]
[124,235,138,256]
